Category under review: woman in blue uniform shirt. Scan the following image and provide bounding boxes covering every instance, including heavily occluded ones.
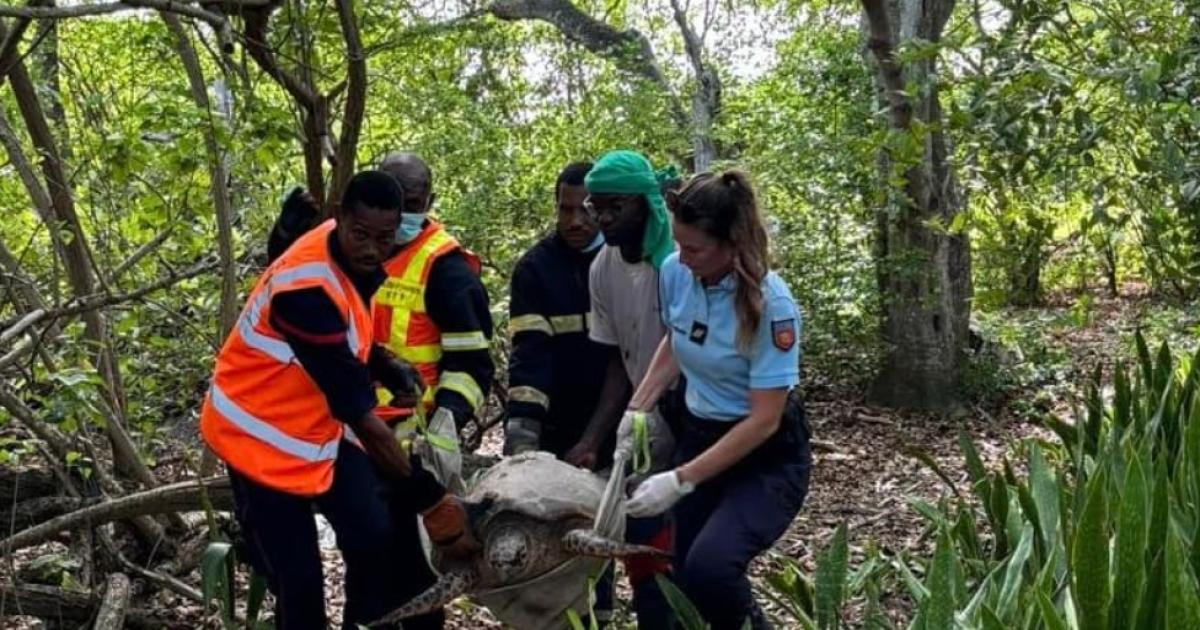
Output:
[617,170,811,630]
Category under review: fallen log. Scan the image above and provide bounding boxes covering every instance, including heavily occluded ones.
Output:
[0,582,175,629]
[0,467,59,505]
[0,477,234,554]
[1,496,101,532]
[1,456,503,554]
[92,573,130,630]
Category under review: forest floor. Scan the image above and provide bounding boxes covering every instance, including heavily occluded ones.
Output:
[3,289,1197,629]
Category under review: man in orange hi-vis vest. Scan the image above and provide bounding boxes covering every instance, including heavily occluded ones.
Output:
[271,154,495,492]
[201,171,473,630]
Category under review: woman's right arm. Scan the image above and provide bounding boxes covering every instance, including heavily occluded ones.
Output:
[628,335,680,413]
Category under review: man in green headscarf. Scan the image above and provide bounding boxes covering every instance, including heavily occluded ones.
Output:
[581,150,677,270]
[563,149,681,628]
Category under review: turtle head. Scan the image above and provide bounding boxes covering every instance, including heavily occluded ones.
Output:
[486,524,533,582]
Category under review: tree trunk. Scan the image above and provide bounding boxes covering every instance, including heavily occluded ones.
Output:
[31,10,71,161]
[161,15,237,477]
[669,0,719,171]
[862,0,972,412]
[1007,234,1043,307]
[161,16,238,340]
[329,0,367,206]
[1102,239,1119,297]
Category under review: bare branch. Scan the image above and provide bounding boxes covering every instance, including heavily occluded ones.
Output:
[0,5,37,82]
[329,0,366,205]
[670,0,704,74]
[93,573,131,630]
[486,0,688,128]
[0,107,57,227]
[0,309,45,348]
[162,14,238,341]
[0,386,74,460]
[669,0,720,170]
[108,223,176,284]
[0,582,175,630]
[0,0,251,32]
[242,3,319,109]
[0,477,234,553]
[0,255,219,333]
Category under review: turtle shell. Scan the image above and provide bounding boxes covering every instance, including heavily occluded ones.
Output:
[465,451,606,529]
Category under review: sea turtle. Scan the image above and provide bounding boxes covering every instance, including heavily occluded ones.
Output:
[372,451,664,629]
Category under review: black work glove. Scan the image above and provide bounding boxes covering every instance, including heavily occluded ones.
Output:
[391,454,447,515]
[369,345,424,408]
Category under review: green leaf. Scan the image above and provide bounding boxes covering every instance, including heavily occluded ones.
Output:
[989,476,1011,559]
[1138,550,1166,630]
[1037,590,1069,630]
[923,528,958,629]
[1165,521,1200,629]
[1136,331,1154,389]
[960,433,988,487]
[1072,469,1110,630]
[895,555,931,602]
[1029,445,1060,550]
[245,569,269,629]
[815,523,849,630]
[1112,452,1148,630]
[763,560,817,629]
[997,524,1035,618]
[565,609,587,630]
[1149,458,1171,561]
[201,541,235,620]
[655,574,709,630]
[980,604,1005,630]
[906,448,960,498]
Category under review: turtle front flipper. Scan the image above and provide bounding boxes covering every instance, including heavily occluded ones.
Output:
[562,528,671,559]
[370,568,479,627]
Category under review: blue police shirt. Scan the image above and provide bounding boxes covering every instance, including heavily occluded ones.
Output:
[659,252,801,421]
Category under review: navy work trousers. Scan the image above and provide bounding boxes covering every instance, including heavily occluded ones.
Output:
[672,399,812,630]
[229,441,442,630]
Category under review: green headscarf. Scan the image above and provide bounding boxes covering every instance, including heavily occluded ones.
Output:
[584,150,678,270]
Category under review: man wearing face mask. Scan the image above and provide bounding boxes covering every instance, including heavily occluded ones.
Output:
[371,153,494,459]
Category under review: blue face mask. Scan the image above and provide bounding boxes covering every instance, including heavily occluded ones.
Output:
[395,212,425,244]
[581,231,605,253]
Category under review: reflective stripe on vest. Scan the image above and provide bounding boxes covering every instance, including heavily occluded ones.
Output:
[210,383,340,462]
[239,261,363,362]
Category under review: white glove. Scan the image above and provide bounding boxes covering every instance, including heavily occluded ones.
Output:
[626,469,693,518]
[415,407,464,494]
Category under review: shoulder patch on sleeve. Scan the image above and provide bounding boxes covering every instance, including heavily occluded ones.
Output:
[771,318,796,351]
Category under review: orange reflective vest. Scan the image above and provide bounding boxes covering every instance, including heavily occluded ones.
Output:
[373,220,482,421]
[200,220,373,496]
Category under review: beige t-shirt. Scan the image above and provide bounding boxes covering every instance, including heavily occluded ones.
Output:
[588,245,666,386]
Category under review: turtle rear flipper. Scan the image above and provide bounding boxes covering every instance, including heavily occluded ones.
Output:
[370,568,478,627]
[562,528,671,559]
